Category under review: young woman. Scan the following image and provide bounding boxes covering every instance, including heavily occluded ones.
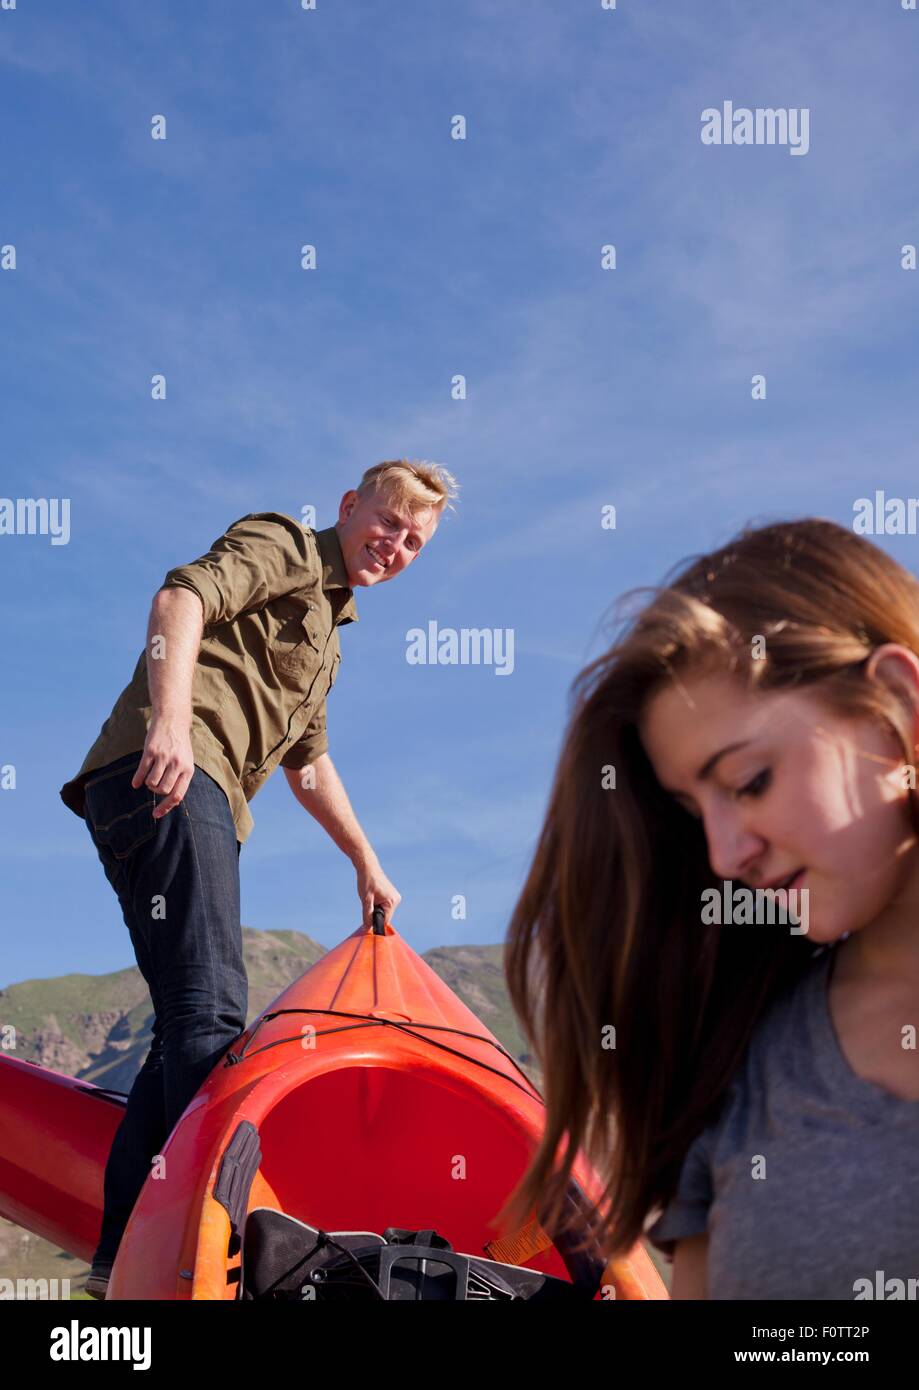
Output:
[499,517,919,1299]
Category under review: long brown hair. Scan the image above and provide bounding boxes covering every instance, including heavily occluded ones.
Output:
[498,517,919,1258]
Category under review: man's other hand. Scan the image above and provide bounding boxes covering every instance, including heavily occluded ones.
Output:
[355,854,402,929]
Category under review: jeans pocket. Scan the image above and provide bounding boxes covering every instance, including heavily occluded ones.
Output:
[85,776,158,860]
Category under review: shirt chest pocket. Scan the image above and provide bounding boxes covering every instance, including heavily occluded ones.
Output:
[269,600,323,683]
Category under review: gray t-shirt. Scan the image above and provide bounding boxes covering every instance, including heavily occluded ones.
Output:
[645,944,919,1299]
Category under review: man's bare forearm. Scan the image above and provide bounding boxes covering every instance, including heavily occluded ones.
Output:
[147,587,204,724]
[283,753,377,867]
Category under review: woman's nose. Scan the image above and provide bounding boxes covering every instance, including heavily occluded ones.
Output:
[705,814,764,884]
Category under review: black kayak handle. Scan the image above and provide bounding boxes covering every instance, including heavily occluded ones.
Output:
[371,905,386,935]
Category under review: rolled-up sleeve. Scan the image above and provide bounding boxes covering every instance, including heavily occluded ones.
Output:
[644,1123,715,1261]
[280,701,329,770]
[159,512,316,628]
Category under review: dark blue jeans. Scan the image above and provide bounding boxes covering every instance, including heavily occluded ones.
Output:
[82,751,247,1269]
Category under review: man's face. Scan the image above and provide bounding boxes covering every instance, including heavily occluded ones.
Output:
[336,488,440,587]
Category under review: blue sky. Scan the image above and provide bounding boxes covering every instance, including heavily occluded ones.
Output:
[2,0,918,986]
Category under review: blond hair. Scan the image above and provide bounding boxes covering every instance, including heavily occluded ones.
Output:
[356,459,459,523]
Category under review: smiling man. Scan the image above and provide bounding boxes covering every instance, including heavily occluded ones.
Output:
[59,458,458,1297]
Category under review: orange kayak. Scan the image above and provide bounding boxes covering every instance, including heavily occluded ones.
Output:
[0,919,666,1301]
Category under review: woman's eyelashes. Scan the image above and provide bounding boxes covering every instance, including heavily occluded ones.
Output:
[673,767,772,818]
[734,768,772,800]
[661,767,773,817]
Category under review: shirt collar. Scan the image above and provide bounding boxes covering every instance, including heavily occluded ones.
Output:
[315,525,359,626]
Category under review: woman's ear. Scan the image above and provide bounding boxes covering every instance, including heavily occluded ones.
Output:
[866,644,919,701]
[865,643,919,753]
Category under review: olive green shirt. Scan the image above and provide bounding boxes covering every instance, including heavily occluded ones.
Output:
[60,512,359,844]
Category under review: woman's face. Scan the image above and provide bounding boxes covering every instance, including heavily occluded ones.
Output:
[637,662,919,944]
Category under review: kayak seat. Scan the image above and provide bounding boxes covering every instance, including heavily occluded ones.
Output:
[239,1208,586,1301]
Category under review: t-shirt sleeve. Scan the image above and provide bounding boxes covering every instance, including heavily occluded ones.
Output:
[280,700,329,770]
[159,512,317,628]
[644,1122,716,1261]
